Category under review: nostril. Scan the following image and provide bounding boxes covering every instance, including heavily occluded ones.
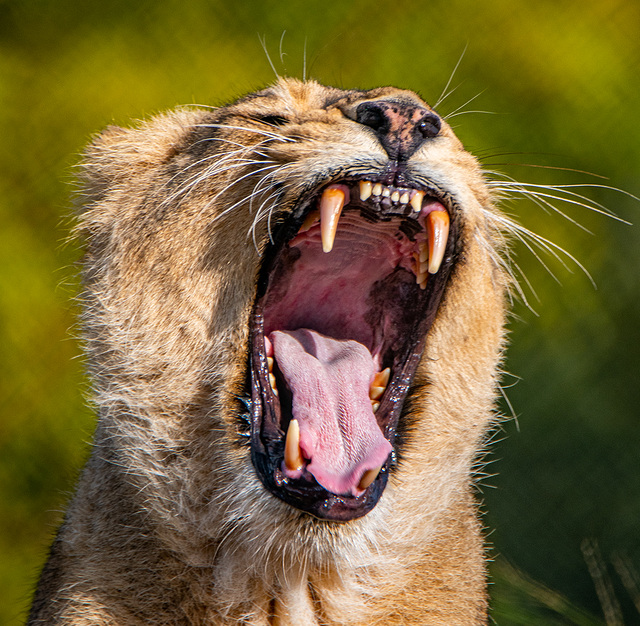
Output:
[418,112,441,139]
[355,102,389,132]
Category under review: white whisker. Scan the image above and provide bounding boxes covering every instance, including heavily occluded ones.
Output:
[259,34,280,80]
[443,90,487,121]
[445,110,497,119]
[194,123,294,144]
[160,158,275,211]
[206,164,283,222]
[279,30,287,66]
[487,211,595,287]
[434,44,468,110]
[489,180,633,223]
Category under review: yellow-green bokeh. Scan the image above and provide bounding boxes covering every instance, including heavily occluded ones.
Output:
[2,1,639,623]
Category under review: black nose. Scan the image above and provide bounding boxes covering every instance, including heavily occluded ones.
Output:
[355,100,441,161]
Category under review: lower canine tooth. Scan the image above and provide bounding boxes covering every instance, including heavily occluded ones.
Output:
[284,419,304,472]
[427,210,450,274]
[320,185,347,253]
[359,180,372,201]
[358,466,381,490]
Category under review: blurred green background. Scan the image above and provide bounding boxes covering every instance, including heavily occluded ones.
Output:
[1,0,639,623]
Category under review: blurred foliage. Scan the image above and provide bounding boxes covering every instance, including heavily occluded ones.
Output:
[1,0,639,623]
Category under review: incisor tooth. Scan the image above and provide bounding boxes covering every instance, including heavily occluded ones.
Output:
[359,180,372,201]
[410,190,425,213]
[427,210,450,274]
[400,191,410,204]
[382,187,391,198]
[320,185,346,253]
[284,419,304,472]
[372,182,382,196]
[358,466,381,490]
[391,190,400,203]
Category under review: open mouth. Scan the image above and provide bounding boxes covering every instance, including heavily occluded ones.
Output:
[249,177,457,521]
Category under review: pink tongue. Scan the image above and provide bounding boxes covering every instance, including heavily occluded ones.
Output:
[270,329,392,496]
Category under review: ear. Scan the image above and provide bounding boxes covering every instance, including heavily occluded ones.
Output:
[81,110,202,202]
[77,109,204,234]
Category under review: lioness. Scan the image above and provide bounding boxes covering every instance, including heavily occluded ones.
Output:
[29,79,509,625]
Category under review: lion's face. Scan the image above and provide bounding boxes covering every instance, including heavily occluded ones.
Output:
[81,78,505,527]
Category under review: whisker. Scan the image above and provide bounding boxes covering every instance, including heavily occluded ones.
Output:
[433,44,468,110]
[445,110,497,119]
[279,30,287,66]
[206,164,283,223]
[252,187,285,248]
[489,180,634,223]
[194,123,294,143]
[160,158,275,211]
[259,34,280,80]
[487,211,596,287]
[443,90,487,121]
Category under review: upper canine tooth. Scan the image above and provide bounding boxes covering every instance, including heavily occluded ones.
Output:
[320,185,347,253]
[427,209,450,274]
[359,180,373,201]
[410,190,425,213]
[284,419,305,472]
[372,183,382,196]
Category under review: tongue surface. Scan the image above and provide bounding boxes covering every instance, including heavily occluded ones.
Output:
[270,329,392,496]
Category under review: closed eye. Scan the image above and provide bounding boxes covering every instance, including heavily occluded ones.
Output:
[256,115,289,127]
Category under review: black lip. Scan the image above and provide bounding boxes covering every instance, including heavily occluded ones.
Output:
[248,178,458,521]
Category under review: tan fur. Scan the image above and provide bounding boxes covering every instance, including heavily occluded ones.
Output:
[29,79,509,625]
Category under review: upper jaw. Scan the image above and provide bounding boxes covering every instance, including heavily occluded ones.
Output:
[247,171,458,522]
